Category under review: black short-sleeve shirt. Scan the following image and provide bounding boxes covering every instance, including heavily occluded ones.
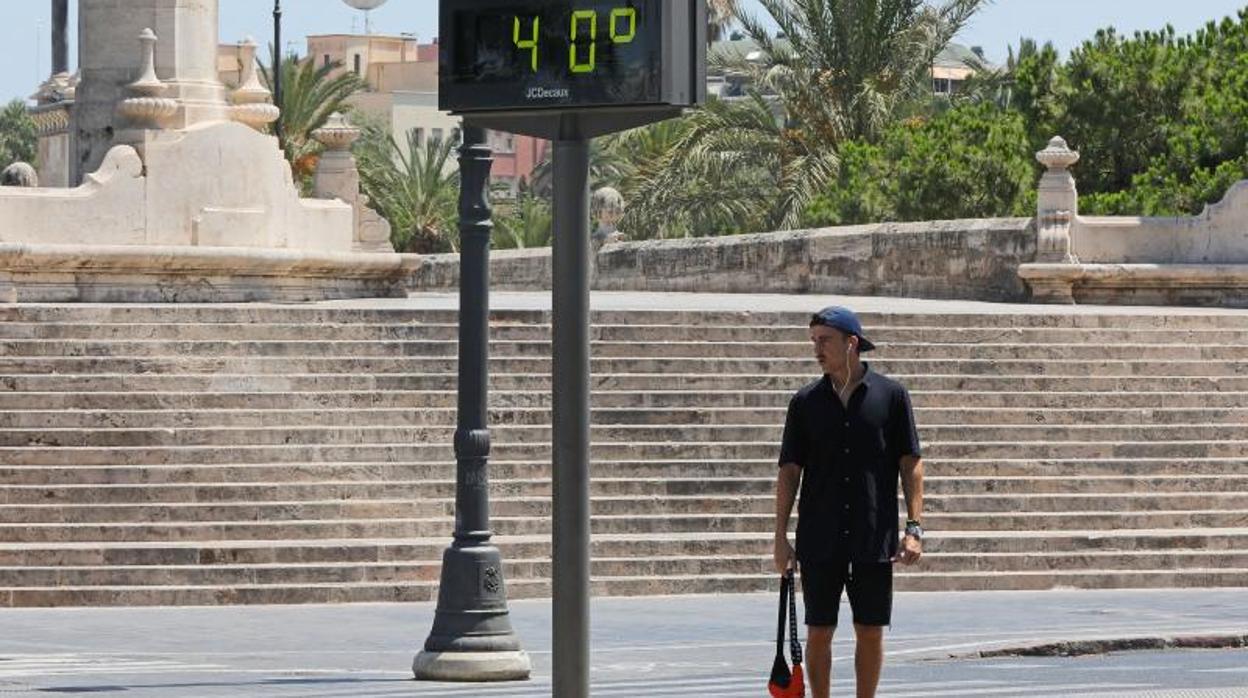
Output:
[778,363,922,564]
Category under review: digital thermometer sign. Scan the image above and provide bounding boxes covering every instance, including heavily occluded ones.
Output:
[440,0,705,114]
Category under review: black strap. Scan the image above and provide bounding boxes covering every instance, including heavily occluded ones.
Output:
[774,571,789,659]
[787,569,803,665]
[775,570,803,665]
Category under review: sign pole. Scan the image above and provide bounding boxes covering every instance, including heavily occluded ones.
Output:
[551,134,592,698]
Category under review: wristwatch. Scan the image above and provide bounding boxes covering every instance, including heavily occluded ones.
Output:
[904,520,923,541]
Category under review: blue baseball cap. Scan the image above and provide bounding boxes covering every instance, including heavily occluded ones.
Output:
[809,306,876,352]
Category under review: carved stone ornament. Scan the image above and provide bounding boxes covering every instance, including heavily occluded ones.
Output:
[1036,136,1080,172]
[312,112,361,152]
[230,36,280,131]
[117,29,178,129]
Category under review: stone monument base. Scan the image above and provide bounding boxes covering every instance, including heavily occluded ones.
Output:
[1019,263,1248,307]
[0,243,419,303]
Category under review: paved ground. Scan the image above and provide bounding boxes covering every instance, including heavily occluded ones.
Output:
[0,589,1245,697]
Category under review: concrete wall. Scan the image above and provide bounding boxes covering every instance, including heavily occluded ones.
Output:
[409,218,1037,302]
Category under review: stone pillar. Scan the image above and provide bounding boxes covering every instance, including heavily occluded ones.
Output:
[52,0,69,76]
[311,113,395,253]
[74,0,229,184]
[1035,136,1080,264]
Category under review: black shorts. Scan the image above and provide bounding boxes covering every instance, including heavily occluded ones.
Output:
[799,559,893,628]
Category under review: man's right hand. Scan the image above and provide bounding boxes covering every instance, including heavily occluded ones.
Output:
[773,536,796,575]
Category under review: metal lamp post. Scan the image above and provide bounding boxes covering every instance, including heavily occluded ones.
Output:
[413,125,531,682]
[272,0,283,141]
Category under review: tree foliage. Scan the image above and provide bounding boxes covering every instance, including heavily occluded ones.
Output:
[622,0,987,237]
[803,102,1036,225]
[0,99,37,169]
[260,49,364,187]
[355,126,460,253]
[1013,11,1248,215]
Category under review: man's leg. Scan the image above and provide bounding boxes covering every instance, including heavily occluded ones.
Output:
[846,562,893,698]
[807,625,834,698]
[799,561,845,698]
[852,623,884,698]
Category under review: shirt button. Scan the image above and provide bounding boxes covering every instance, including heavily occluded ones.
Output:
[843,477,850,483]
[842,530,849,536]
[843,504,850,510]
[844,448,850,454]
[844,422,850,427]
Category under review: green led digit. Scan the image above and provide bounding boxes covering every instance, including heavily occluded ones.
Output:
[610,7,636,43]
[513,16,539,72]
[569,9,597,73]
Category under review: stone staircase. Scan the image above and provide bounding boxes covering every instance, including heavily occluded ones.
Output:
[0,303,1245,606]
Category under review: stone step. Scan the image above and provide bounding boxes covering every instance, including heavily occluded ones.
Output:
[0,514,786,542]
[2,423,1244,449]
[891,569,1248,593]
[5,490,1243,527]
[0,390,1243,413]
[9,321,1248,344]
[7,474,1243,506]
[6,566,1248,607]
[6,372,1248,394]
[5,439,1248,465]
[0,494,778,525]
[0,499,458,525]
[7,305,1248,329]
[4,355,1248,378]
[922,492,1248,514]
[8,338,1248,362]
[5,548,1245,589]
[2,509,1245,543]
[6,405,1248,430]
[5,457,1245,488]
[2,530,1244,575]
[0,478,775,504]
[4,528,1245,568]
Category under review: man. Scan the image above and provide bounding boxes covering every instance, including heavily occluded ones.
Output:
[773,306,925,698]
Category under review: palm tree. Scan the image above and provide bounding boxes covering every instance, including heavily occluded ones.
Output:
[730,0,988,143]
[260,48,364,186]
[493,192,554,249]
[628,0,989,234]
[355,126,460,253]
[707,0,738,44]
[627,92,824,234]
[955,37,1053,109]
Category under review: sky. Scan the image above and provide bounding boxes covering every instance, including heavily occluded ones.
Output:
[2,0,1247,103]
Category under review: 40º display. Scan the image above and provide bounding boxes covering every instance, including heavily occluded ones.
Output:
[439,0,704,114]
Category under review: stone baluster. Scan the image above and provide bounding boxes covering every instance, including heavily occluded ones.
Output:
[311,113,394,253]
[1035,136,1080,264]
[230,37,281,131]
[116,29,178,130]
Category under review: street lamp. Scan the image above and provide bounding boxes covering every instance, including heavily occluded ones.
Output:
[412,125,530,682]
[272,0,283,141]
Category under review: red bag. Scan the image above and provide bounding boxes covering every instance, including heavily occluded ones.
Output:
[768,569,805,698]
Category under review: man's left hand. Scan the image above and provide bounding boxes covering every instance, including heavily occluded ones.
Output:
[895,534,922,566]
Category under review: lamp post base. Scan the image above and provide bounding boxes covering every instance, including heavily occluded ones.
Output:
[412,650,532,682]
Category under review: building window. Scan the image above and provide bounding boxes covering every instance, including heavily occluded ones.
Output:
[414,128,424,147]
[353,54,362,75]
[323,54,331,67]
[432,128,444,143]
[451,128,462,144]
